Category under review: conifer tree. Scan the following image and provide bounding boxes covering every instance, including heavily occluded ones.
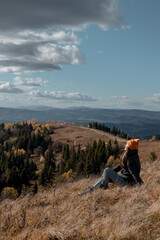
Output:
[39,144,56,185]
[106,140,112,158]
[38,168,46,185]
[32,182,38,195]
[113,139,119,158]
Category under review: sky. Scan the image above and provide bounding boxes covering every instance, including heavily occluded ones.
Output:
[0,0,160,110]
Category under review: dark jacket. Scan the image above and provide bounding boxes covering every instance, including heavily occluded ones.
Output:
[113,149,143,185]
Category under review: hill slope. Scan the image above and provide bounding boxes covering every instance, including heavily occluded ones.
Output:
[52,123,127,145]
[48,123,160,164]
[0,141,160,240]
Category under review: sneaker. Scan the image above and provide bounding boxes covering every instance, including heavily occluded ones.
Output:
[78,187,93,196]
[99,183,108,190]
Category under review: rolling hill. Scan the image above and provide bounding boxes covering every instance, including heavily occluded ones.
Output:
[0,127,159,239]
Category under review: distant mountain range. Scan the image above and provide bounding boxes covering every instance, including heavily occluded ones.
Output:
[1,107,160,138]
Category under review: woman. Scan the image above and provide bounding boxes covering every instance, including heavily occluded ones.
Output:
[78,139,143,195]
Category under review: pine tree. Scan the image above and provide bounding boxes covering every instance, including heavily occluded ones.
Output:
[20,168,29,185]
[38,169,46,185]
[64,144,70,161]
[106,140,112,158]
[32,182,38,195]
[58,160,66,174]
[39,144,56,185]
[69,145,77,171]
[113,139,119,158]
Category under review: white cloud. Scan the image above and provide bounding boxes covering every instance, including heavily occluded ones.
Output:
[0,42,83,74]
[105,94,160,110]
[109,95,135,107]
[0,95,6,101]
[0,0,122,74]
[14,77,48,87]
[145,94,160,105]
[142,93,160,110]
[30,90,97,102]
[0,82,24,94]
[120,25,131,30]
[37,44,83,65]
[0,31,80,45]
[110,95,130,100]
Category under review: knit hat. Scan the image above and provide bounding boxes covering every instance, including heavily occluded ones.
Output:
[127,139,140,150]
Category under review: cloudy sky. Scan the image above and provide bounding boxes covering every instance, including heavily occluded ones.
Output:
[0,0,160,110]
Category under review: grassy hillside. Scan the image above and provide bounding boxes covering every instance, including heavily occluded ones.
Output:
[51,124,127,146]
[0,136,160,240]
[0,155,159,240]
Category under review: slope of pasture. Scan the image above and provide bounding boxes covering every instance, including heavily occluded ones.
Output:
[51,124,127,146]
[0,150,159,240]
[0,123,160,239]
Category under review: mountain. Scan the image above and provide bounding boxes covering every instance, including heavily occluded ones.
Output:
[1,107,160,138]
[18,105,57,111]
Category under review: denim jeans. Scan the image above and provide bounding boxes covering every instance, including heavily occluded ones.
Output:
[91,167,126,190]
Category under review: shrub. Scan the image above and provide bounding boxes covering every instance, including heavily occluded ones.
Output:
[0,187,19,200]
[62,169,77,181]
[106,156,120,168]
[149,151,158,163]
[150,135,157,141]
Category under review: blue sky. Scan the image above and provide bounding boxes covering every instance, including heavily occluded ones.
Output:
[0,0,160,110]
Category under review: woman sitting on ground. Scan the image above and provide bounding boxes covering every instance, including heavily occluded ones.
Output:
[79,139,143,195]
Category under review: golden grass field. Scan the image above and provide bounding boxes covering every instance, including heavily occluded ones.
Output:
[0,124,160,240]
[51,124,126,146]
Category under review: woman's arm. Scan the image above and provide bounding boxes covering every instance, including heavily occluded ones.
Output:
[113,164,122,172]
[127,159,143,185]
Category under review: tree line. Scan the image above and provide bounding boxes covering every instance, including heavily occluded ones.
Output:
[88,122,131,139]
[58,139,120,177]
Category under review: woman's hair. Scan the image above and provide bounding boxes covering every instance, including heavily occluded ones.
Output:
[120,145,130,168]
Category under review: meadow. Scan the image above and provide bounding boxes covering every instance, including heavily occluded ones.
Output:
[0,123,160,240]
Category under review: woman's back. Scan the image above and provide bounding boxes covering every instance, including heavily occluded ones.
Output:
[121,149,142,185]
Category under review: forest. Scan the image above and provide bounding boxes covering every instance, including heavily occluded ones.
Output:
[0,122,121,198]
[58,139,120,177]
[0,122,54,195]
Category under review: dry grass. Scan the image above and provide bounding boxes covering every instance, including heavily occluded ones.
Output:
[0,156,160,240]
[1,123,160,239]
[51,124,126,147]
[138,140,160,163]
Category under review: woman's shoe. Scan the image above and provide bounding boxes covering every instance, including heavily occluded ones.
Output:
[78,187,93,195]
[99,183,108,189]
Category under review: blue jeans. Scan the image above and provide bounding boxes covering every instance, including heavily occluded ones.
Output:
[91,167,126,190]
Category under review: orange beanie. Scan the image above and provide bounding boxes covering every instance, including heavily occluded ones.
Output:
[127,139,140,150]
